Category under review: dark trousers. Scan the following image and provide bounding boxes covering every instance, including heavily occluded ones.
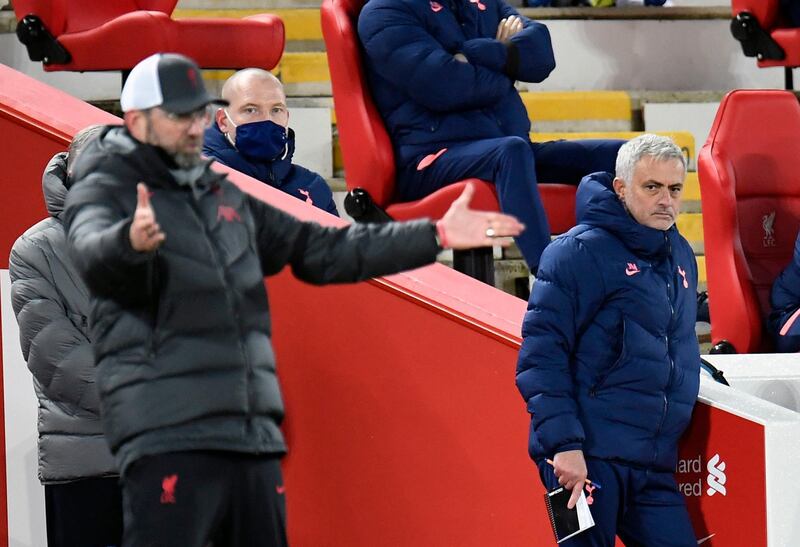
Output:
[45,476,124,547]
[783,0,800,27]
[122,451,287,547]
[398,138,623,270]
[537,458,697,547]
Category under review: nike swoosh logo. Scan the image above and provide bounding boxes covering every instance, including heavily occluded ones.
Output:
[697,533,715,544]
[625,269,639,276]
[417,148,447,170]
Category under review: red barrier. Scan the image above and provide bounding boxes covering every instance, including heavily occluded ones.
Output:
[678,402,768,546]
[0,304,4,546]
[271,275,544,545]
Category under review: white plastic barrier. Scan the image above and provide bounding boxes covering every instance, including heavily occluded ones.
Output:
[704,354,800,413]
[1,270,46,546]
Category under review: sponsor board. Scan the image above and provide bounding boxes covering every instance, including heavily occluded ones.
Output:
[677,402,767,546]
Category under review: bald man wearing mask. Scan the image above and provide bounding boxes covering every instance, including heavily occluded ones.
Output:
[203,69,339,216]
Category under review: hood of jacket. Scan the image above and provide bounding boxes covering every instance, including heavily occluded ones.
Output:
[576,171,680,262]
[202,121,297,188]
[42,152,69,220]
[71,125,221,193]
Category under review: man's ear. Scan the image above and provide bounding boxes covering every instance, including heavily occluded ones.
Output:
[124,110,147,142]
[216,108,231,133]
[612,177,626,201]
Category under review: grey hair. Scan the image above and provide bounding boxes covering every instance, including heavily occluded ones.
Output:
[615,134,686,186]
[66,124,104,174]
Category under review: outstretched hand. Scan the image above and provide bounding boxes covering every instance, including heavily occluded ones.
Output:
[437,183,524,250]
[129,183,165,252]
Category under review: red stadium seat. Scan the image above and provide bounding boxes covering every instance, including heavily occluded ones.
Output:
[698,89,800,353]
[319,0,577,275]
[731,0,800,88]
[12,0,285,73]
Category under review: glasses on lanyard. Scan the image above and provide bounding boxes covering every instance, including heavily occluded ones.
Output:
[165,104,214,129]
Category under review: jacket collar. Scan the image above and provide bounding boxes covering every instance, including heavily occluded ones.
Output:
[202,121,296,188]
[71,125,221,192]
[576,171,678,261]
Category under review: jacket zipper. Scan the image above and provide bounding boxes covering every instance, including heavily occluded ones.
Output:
[653,233,675,465]
[187,192,254,423]
[147,254,160,359]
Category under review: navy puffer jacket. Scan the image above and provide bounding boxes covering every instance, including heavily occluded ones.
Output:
[358,0,555,165]
[203,122,339,216]
[516,172,700,472]
[769,231,800,352]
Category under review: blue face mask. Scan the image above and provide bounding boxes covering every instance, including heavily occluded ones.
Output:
[225,112,287,162]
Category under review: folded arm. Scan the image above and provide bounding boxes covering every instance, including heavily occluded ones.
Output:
[359,2,513,112]
[461,5,555,82]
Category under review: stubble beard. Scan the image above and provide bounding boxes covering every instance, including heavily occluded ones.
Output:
[173,150,203,169]
[146,121,202,169]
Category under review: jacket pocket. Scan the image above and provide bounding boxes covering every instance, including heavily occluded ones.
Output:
[589,319,628,397]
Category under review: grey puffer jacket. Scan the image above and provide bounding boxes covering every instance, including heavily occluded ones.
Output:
[9,152,117,484]
[64,126,441,475]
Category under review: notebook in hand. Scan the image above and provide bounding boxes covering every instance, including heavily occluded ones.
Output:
[544,486,595,543]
